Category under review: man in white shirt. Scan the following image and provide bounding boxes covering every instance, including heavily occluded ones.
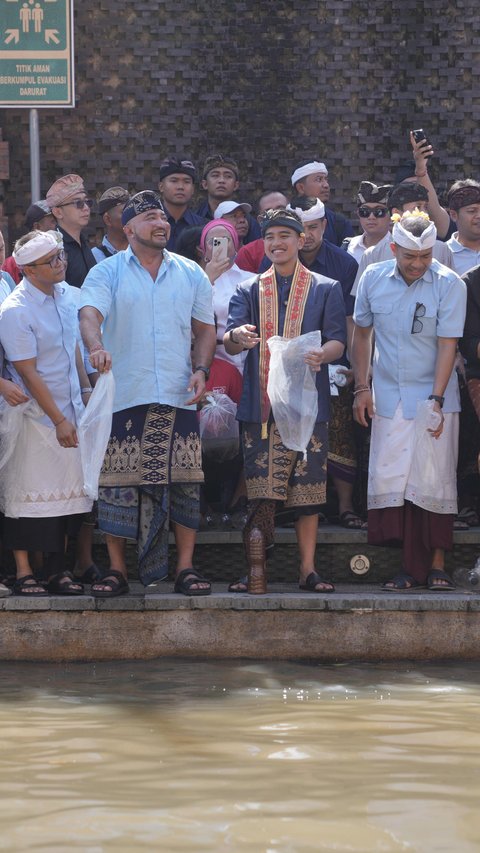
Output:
[446,181,480,276]
[0,231,92,597]
[345,182,392,263]
[351,182,454,295]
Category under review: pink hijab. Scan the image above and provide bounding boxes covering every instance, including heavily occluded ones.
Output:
[199,218,240,253]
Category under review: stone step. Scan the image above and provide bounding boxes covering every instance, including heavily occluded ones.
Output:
[91,525,480,584]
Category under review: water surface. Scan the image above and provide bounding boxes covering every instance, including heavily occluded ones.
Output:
[1,659,480,851]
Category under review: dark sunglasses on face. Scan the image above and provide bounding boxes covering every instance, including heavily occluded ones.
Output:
[58,198,94,210]
[358,206,388,219]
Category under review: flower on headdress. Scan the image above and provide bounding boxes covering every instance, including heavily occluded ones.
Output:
[406,207,430,221]
[390,213,401,223]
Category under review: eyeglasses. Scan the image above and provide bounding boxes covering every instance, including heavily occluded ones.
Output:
[358,206,388,219]
[28,249,66,268]
[411,302,426,334]
[57,198,94,210]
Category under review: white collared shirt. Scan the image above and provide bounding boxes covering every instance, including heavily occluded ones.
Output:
[446,232,480,276]
[0,277,83,426]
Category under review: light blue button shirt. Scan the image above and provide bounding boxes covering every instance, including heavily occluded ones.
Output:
[0,270,16,293]
[0,277,84,426]
[353,258,467,418]
[91,236,118,263]
[0,276,13,377]
[446,232,480,276]
[79,247,214,413]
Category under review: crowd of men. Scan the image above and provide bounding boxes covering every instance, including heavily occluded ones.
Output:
[0,131,479,597]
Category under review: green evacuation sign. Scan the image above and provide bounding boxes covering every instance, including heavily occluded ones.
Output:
[0,0,74,107]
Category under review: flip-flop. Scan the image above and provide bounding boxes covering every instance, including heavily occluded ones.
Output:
[427,569,456,591]
[381,572,425,592]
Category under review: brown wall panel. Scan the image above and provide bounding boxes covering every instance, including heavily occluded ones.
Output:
[1,0,479,245]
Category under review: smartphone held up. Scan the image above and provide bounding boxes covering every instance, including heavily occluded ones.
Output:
[412,128,433,158]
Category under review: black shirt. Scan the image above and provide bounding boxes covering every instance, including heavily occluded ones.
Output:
[59,226,97,287]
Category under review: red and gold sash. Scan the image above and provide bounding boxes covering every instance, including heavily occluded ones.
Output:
[258,261,312,437]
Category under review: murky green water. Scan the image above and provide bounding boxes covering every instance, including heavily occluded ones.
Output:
[1,660,480,851]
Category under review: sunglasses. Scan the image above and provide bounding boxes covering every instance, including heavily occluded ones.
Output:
[58,198,94,210]
[28,249,66,268]
[411,302,426,334]
[358,206,388,219]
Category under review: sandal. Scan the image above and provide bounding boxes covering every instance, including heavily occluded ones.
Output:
[77,563,106,584]
[174,568,211,597]
[427,569,456,591]
[339,510,364,530]
[48,571,84,596]
[228,575,248,593]
[381,572,424,591]
[91,570,129,598]
[13,574,48,597]
[457,507,480,527]
[299,571,335,593]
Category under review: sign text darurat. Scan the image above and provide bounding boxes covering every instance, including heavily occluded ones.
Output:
[0,0,74,107]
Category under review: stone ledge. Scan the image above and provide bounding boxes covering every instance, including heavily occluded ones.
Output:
[2,607,480,661]
[1,584,479,612]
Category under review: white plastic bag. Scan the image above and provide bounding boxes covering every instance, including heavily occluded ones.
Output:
[406,399,443,499]
[199,391,239,461]
[78,371,116,499]
[267,330,322,455]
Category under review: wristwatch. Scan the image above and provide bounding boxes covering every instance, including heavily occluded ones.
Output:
[428,394,444,408]
[229,329,239,344]
[195,365,210,381]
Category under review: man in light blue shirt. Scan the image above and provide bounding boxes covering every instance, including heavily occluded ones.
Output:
[91,186,130,263]
[80,191,216,596]
[352,210,466,592]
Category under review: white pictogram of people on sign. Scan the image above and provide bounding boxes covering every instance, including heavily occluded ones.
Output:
[20,2,45,34]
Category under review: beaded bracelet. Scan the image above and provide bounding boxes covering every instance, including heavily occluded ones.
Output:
[353,386,370,396]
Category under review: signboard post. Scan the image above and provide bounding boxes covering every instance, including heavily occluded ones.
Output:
[0,0,74,108]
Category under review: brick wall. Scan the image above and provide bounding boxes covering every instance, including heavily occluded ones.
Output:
[1,0,479,247]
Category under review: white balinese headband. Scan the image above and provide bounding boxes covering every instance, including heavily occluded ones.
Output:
[291,161,328,186]
[391,212,437,250]
[13,230,62,265]
[287,199,325,222]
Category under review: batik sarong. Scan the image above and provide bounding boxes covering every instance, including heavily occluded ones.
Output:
[98,404,203,585]
[327,385,357,483]
[243,418,328,507]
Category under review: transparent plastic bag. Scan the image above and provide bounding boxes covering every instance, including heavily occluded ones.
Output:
[267,330,321,455]
[407,399,443,499]
[199,391,239,461]
[77,371,116,499]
